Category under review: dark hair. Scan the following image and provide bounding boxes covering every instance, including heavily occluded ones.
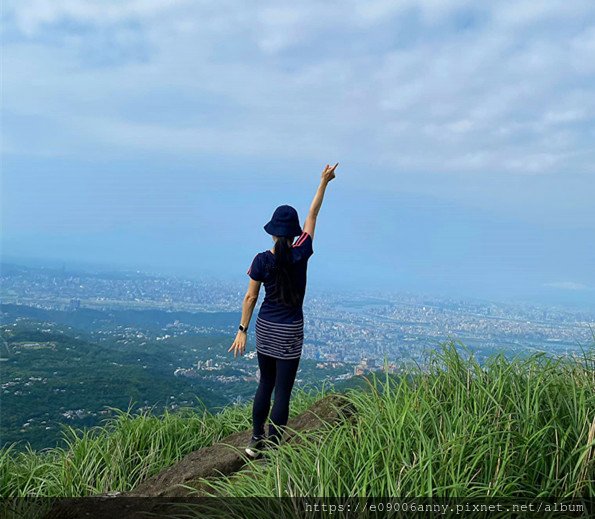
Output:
[272,236,301,307]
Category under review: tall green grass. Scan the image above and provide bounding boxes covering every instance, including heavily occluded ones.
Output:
[0,388,324,496]
[2,342,593,497]
[199,342,595,497]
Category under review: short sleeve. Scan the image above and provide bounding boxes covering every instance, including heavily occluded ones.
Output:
[247,253,265,281]
[292,231,313,260]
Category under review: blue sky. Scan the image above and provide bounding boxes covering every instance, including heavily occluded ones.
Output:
[2,1,594,306]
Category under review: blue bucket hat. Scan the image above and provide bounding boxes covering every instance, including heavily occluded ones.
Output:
[264,205,302,237]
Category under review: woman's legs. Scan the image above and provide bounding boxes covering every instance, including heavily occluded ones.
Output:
[252,351,276,437]
[268,355,300,444]
[252,351,301,442]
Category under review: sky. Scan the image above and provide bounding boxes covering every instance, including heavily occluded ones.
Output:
[1,0,594,306]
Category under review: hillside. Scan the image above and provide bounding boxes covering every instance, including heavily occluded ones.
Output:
[0,322,228,449]
[1,342,593,501]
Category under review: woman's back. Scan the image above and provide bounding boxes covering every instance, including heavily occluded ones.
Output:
[247,231,314,324]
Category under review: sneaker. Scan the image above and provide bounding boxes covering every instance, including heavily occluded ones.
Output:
[245,435,266,459]
[264,435,280,450]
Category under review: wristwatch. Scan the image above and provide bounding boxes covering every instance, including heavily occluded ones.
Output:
[238,324,248,333]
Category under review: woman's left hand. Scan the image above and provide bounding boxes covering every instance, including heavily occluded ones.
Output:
[228,330,247,357]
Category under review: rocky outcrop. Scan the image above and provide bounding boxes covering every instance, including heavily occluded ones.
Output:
[127,392,355,497]
[42,393,356,519]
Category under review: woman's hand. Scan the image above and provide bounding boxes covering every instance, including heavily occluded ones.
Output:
[321,162,338,184]
[228,330,247,358]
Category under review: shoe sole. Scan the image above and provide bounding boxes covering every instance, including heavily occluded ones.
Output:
[244,447,262,458]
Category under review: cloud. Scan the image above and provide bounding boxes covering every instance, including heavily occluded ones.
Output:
[544,281,590,291]
[2,0,595,226]
[5,0,191,36]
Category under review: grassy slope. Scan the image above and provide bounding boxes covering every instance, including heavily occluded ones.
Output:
[1,342,593,497]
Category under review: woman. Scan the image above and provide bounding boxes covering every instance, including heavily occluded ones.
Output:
[228,162,338,458]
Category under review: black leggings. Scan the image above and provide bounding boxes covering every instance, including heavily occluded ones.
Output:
[252,351,300,442]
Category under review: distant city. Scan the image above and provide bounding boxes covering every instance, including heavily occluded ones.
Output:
[2,260,593,364]
[1,259,593,450]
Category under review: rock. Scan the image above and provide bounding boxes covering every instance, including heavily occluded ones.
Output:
[41,393,356,519]
[127,392,355,497]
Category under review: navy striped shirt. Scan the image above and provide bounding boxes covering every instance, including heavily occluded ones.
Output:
[255,316,304,359]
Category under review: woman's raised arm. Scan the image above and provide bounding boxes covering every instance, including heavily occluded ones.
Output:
[303,162,338,240]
